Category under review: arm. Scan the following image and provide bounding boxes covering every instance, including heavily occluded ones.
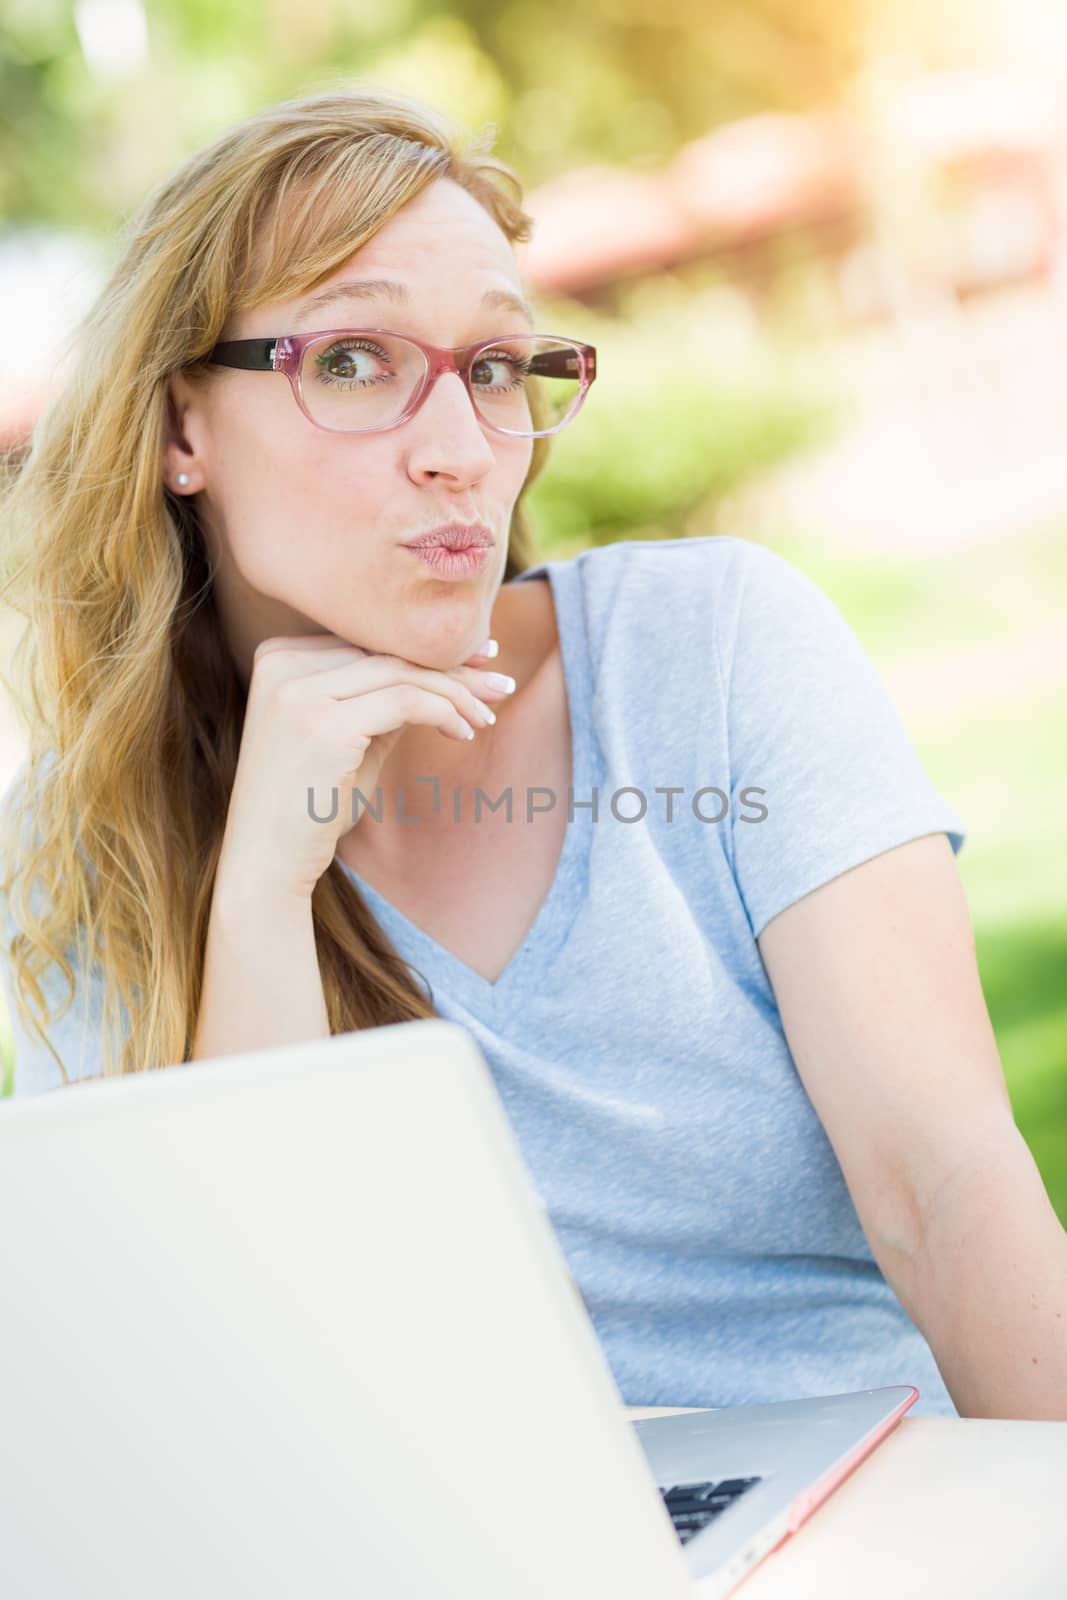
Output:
[191,866,328,1061]
[756,831,1067,1420]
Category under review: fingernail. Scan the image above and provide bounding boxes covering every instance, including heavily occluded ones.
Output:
[478,637,499,657]
[482,672,516,693]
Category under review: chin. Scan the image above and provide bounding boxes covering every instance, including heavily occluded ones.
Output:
[392,639,467,672]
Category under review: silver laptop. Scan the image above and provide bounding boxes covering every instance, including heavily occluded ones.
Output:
[0,1017,916,1599]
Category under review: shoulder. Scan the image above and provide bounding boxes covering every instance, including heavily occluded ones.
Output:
[564,534,805,634]
[548,534,747,647]
[554,534,810,676]
[568,532,753,590]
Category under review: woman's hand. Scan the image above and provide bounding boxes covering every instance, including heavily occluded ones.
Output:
[216,634,515,902]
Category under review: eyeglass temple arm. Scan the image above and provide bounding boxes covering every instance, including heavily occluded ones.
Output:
[207,340,277,370]
[529,346,596,381]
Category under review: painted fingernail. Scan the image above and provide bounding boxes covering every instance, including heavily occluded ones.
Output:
[481,672,516,693]
[478,637,499,657]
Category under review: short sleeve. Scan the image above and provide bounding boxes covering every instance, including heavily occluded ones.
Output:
[717,540,968,941]
[0,755,109,1097]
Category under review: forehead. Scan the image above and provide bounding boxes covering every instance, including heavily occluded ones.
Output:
[300,178,526,322]
[233,176,533,340]
[351,176,517,267]
[288,275,535,334]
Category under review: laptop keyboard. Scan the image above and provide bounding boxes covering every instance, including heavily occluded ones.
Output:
[658,1477,763,1545]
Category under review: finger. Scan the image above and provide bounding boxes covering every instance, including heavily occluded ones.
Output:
[447,663,516,699]
[291,653,498,728]
[463,637,500,664]
[336,683,479,745]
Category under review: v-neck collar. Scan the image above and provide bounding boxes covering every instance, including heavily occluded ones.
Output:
[334,555,595,1013]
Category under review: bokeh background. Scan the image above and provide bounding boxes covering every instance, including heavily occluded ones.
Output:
[1,0,1064,1221]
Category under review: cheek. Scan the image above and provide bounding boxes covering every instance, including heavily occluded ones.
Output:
[204,384,306,556]
[209,406,391,587]
[500,436,534,498]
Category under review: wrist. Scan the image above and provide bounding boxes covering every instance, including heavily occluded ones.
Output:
[211,857,316,923]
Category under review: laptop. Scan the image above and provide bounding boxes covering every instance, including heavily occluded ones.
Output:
[0,1017,917,1599]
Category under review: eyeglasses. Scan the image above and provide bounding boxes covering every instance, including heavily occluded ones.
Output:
[206,328,597,438]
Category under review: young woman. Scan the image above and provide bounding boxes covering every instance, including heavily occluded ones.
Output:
[2,89,1064,1422]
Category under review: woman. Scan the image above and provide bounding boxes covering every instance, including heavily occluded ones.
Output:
[2,88,1064,1421]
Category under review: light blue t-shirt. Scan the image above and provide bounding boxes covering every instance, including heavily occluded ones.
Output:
[2,535,968,1415]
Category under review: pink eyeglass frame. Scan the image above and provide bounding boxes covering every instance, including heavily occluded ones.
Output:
[206,328,598,438]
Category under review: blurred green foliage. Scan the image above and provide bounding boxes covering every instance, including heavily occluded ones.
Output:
[0,0,871,227]
[527,287,843,550]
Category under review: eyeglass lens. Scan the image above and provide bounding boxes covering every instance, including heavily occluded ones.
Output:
[298,333,585,435]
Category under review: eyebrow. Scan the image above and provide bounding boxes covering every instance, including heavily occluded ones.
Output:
[290,277,536,331]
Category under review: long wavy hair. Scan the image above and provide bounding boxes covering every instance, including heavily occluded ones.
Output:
[0,86,553,1085]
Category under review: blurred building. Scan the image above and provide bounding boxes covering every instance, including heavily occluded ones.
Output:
[519,112,864,314]
[519,70,1067,324]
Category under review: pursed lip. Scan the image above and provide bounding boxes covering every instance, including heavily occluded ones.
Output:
[401,522,494,551]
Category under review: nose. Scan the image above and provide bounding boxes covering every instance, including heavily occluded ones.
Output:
[404,366,495,488]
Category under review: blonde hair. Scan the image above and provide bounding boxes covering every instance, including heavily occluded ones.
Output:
[0,86,552,1084]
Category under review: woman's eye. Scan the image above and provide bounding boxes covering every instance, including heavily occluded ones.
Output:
[471,352,529,390]
[313,340,391,385]
[323,348,365,379]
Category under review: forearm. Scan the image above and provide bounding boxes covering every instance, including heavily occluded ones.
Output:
[888,1125,1067,1419]
[191,869,329,1060]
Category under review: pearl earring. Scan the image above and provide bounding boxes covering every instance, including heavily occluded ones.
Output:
[176,473,190,488]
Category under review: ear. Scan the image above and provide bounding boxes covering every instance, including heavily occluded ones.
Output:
[161,371,206,496]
